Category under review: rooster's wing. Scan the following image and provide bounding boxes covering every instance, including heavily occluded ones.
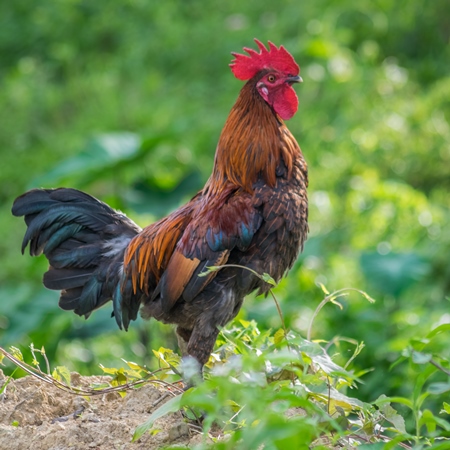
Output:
[123,185,262,315]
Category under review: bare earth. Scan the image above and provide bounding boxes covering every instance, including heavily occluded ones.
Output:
[0,369,208,450]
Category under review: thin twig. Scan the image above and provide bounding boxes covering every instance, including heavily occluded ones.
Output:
[307,288,375,341]
[429,358,450,376]
[0,346,183,397]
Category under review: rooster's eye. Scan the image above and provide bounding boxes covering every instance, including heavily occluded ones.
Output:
[267,75,276,83]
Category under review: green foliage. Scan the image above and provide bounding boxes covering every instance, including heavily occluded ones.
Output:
[2,310,450,447]
[0,0,449,446]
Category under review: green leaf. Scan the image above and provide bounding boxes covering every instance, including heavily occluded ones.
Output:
[225,399,242,413]
[374,395,414,410]
[378,396,406,433]
[300,351,312,365]
[273,328,286,345]
[412,351,433,364]
[52,366,72,386]
[427,382,450,395]
[132,394,183,442]
[357,444,385,450]
[426,324,450,340]
[419,409,450,433]
[440,402,450,415]
[152,347,182,372]
[122,359,145,373]
[99,365,119,375]
[426,443,450,450]
[261,273,277,286]
[383,435,414,450]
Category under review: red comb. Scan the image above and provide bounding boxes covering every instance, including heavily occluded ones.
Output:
[230,39,299,81]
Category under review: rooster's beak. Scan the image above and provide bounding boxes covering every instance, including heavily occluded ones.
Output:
[286,75,303,84]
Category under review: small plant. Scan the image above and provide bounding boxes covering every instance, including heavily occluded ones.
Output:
[1,280,449,449]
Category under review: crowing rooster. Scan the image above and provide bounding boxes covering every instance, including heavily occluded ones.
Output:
[12,40,308,374]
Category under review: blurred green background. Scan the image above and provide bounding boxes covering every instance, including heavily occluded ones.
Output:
[0,0,449,410]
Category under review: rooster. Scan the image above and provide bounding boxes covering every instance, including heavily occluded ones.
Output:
[12,40,308,374]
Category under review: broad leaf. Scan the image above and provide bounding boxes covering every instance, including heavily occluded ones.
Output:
[132,394,183,442]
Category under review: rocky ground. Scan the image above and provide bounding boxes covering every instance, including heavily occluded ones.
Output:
[0,369,211,450]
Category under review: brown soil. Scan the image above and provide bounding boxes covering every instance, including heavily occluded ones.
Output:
[0,369,210,450]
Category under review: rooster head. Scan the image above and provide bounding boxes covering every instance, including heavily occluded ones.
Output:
[230,39,302,120]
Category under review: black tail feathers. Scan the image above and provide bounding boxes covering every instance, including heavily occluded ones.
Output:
[12,188,141,328]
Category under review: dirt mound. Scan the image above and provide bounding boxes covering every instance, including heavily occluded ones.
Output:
[0,369,208,449]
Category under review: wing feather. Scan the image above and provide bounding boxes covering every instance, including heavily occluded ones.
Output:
[122,186,262,312]
[159,251,201,312]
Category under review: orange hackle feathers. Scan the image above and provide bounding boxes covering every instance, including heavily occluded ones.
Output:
[230,39,299,81]
[204,80,298,194]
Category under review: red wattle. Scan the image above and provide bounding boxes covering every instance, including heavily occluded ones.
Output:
[271,85,299,121]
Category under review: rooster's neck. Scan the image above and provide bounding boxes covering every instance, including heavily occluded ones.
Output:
[205,80,300,195]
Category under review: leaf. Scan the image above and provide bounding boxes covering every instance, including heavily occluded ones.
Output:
[373,395,414,410]
[378,396,406,433]
[152,347,182,369]
[312,354,358,382]
[150,429,162,436]
[9,347,23,361]
[419,409,450,433]
[132,394,183,442]
[110,368,128,386]
[273,328,286,345]
[427,324,450,340]
[427,382,450,395]
[440,402,450,415]
[301,352,312,365]
[311,388,364,414]
[225,399,242,413]
[412,351,432,364]
[52,366,72,386]
[357,444,385,449]
[122,359,145,373]
[261,273,277,286]
[99,364,119,375]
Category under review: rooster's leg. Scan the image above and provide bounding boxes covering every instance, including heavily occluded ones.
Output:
[187,325,220,368]
[176,326,192,358]
[176,325,220,385]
